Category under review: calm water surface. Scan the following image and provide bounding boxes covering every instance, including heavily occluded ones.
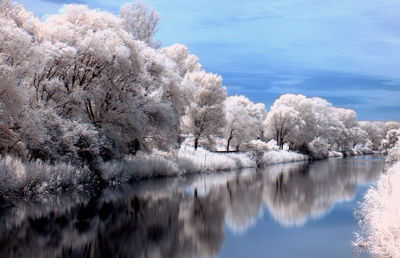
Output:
[0,155,384,258]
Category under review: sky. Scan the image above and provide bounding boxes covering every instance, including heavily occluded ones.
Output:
[16,0,400,121]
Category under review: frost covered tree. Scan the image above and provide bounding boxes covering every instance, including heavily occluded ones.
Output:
[182,71,227,150]
[223,95,265,151]
[265,104,300,149]
[381,129,400,153]
[0,1,190,162]
[0,78,28,157]
[121,0,161,48]
[383,121,400,133]
[0,0,399,172]
[29,4,184,155]
[359,121,384,150]
[161,44,202,77]
[161,43,203,129]
[264,94,370,154]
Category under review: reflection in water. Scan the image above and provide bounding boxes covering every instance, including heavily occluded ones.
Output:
[0,156,383,257]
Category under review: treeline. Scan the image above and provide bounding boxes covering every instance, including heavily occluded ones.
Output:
[0,0,398,171]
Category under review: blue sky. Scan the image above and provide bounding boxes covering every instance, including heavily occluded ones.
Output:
[17,0,400,120]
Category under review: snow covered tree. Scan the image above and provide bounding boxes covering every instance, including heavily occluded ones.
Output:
[264,94,368,154]
[349,126,369,148]
[381,129,400,153]
[0,77,28,157]
[162,44,202,77]
[265,104,301,149]
[359,121,384,150]
[121,0,161,48]
[182,71,227,150]
[24,4,185,156]
[248,102,267,140]
[223,96,265,151]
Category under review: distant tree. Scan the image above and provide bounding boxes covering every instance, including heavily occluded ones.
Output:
[265,105,300,150]
[182,71,226,150]
[359,121,384,150]
[223,95,263,151]
[381,129,400,153]
[383,121,400,137]
[349,126,369,148]
[249,102,267,140]
[121,0,161,48]
[162,44,202,77]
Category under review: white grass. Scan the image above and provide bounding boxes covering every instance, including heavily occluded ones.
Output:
[354,161,400,257]
[259,150,309,166]
[177,146,255,173]
[100,152,180,184]
[0,155,91,196]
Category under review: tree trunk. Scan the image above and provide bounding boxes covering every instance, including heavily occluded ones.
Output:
[226,136,232,151]
[236,145,239,152]
[279,138,284,149]
[194,137,199,150]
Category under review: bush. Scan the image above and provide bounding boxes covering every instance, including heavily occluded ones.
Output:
[354,162,400,257]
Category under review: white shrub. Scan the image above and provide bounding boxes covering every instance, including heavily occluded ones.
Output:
[355,161,400,257]
[259,150,309,167]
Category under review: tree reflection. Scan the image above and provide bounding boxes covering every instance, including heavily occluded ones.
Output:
[0,157,383,257]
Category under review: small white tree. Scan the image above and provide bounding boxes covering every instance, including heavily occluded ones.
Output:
[265,105,300,150]
[381,129,400,154]
[182,71,226,150]
[359,121,384,150]
[223,95,262,151]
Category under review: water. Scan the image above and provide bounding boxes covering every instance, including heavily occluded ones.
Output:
[0,155,384,258]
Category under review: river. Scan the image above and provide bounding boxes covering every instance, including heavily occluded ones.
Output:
[0,155,384,258]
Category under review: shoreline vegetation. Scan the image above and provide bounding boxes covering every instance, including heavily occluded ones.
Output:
[0,141,380,199]
[0,1,399,200]
[354,140,400,257]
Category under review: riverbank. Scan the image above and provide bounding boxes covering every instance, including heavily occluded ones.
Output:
[0,147,308,197]
[354,143,400,257]
[0,144,378,198]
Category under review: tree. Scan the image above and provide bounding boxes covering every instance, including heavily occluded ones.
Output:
[182,71,226,150]
[265,105,300,149]
[28,4,185,155]
[0,78,28,157]
[161,44,202,77]
[381,129,400,153]
[359,121,384,150]
[223,96,264,151]
[121,0,161,48]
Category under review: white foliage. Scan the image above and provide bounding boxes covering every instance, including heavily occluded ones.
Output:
[0,155,91,196]
[100,152,180,184]
[308,137,330,159]
[223,95,264,151]
[121,0,161,48]
[260,150,309,166]
[182,71,227,149]
[161,44,202,76]
[355,161,400,257]
[387,140,400,163]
